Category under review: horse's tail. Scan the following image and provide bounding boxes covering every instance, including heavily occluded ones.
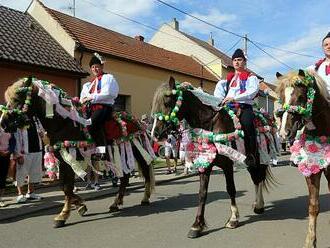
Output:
[262,165,279,193]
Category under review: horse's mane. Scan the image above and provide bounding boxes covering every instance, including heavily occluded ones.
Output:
[4,78,26,106]
[276,70,330,103]
[151,83,169,115]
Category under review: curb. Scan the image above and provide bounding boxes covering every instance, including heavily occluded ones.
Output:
[0,172,197,222]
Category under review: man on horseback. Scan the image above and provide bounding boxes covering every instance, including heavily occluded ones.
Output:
[308,32,330,87]
[214,48,259,166]
[80,53,119,159]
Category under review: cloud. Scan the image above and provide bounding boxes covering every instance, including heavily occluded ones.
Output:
[179,8,237,36]
[248,25,329,81]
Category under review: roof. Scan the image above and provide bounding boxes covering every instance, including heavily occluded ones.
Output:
[179,31,262,79]
[44,7,218,82]
[0,6,87,76]
[181,32,233,68]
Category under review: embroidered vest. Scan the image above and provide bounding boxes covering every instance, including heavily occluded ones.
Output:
[89,73,104,94]
[226,70,251,95]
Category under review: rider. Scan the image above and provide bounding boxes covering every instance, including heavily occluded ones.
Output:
[80,53,119,159]
[214,48,259,166]
[308,32,330,88]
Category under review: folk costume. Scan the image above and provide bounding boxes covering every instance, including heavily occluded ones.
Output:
[80,53,119,156]
[214,49,259,166]
[307,32,330,90]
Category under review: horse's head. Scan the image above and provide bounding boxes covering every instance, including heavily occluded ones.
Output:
[276,70,316,142]
[0,77,39,132]
[150,76,183,140]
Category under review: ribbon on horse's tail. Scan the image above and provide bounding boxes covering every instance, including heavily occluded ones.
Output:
[107,145,123,178]
[132,138,153,165]
[60,149,87,179]
[113,145,123,178]
[142,133,156,159]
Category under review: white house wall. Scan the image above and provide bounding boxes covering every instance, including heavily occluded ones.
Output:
[28,0,76,57]
[150,24,223,78]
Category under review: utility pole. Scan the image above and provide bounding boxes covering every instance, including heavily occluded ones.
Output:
[243,34,248,66]
[67,0,76,17]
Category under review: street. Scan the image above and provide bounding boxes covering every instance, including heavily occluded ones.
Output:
[0,165,329,248]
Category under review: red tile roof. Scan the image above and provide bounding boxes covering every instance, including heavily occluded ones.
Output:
[0,6,87,76]
[44,7,218,82]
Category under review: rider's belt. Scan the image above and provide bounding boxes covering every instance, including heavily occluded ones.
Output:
[227,102,252,110]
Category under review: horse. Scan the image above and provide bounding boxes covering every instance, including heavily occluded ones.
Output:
[1,77,155,228]
[151,77,276,238]
[276,69,330,248]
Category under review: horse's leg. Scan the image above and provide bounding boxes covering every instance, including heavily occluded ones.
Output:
[187,166,212,239]
[324,167,330,192]
[304,172,322,248]
[247,160,267,214]
[109,173,129,212]
[221,157,239,229]
[253,182,265,214]
[131,144,154,205]
[70,193,88,216]
[54,155,76,228]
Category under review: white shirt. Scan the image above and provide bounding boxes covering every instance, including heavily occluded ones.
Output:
[214,73,259,105]
[307,60,330,92]
[80,73,119,105]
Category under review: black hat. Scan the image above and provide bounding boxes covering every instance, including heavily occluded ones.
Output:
[232,48,246,61]
[89,53,103,67]
[322,32,330,42]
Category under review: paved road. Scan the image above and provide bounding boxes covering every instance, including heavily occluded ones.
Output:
[0,165,329,248]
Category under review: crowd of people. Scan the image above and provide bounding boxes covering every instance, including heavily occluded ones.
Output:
[1,31,329,208]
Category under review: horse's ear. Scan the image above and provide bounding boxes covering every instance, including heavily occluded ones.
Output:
[298,69,305,77]
[168,76,175,90]
[276,72,283,78]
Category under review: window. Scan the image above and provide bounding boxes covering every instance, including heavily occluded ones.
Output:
[114,95,129,112]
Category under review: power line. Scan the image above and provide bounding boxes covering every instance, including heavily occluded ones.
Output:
[254,41,317,58]
[248,39,293,70]
[153,0,315,66]
[154,0,244,39]
[225,38,242,53]
[81,0,216,50]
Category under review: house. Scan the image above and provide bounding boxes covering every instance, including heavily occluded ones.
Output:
[0,5,87,103]
[27,0,219,117]
[150,18,278,115]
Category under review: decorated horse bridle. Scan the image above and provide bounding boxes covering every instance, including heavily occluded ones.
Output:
[152,82,244,144]
[276,72,316,119]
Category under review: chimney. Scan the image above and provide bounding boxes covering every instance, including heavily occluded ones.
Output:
[134,35,144,42]
[208,32,214,46]
[170,18,179,31]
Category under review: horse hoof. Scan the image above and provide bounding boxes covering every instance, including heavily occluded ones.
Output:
[53,220,66,228]
[254,207,264,214]
[77,205,88,216]
[141,200,150,206]
[187,228,202,239]
[225,220,239,229]
[109,205,120,213]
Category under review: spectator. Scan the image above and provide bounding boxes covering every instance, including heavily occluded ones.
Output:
[165,131,178,174]
[0,129,14,207]
[15,117,43,203]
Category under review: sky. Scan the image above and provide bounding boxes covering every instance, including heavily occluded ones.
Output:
[0,0,329,83]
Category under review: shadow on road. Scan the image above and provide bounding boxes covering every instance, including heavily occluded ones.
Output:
[240,193,330,227]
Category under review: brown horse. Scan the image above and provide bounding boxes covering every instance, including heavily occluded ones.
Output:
[276,69,330,248]
[1,77,155,228]
[151,77,275,238]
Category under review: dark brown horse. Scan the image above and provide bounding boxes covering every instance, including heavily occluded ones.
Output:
[1,77,155,228]
[276,69,330,248]
[151,77,274,238]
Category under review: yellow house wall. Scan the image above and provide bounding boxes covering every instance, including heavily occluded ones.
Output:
[79,53,216,118]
